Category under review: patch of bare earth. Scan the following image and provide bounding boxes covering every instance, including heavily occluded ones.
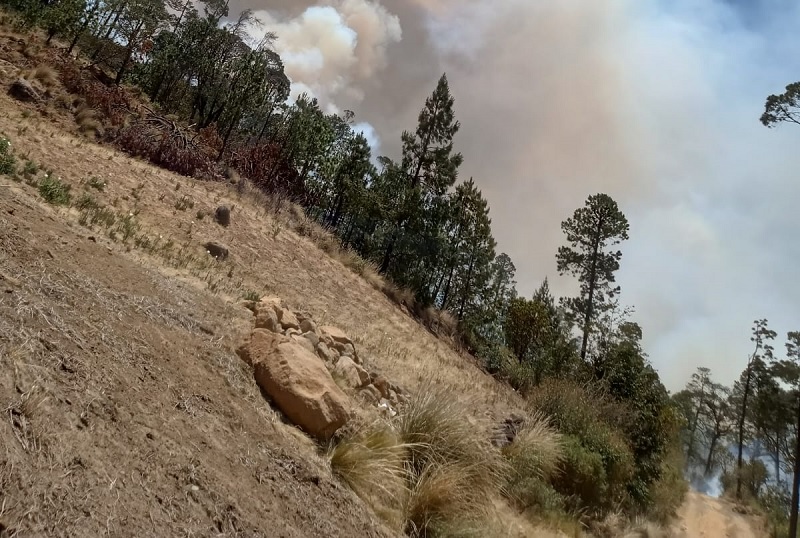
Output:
[669,492,766,538]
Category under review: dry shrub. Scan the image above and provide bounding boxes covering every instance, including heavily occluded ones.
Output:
[27,64,57,88]
[116,114,214,178]
[382,280,416,310]
[59,63,131,126]
[502,412,567,521]
[420,307,458,339]
[229,143,305,200]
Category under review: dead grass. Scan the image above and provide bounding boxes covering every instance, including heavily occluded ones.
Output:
[27,64,57,88]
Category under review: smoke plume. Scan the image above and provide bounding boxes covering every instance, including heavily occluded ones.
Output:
[240,0,800,390]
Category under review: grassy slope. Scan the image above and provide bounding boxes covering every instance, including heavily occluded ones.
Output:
[0,43,568,535]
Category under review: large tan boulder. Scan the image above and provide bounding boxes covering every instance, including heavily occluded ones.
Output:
[245,329,351,441]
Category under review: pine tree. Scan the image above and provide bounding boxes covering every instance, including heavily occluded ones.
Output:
[556,193,629,362]
[378,74,463,276]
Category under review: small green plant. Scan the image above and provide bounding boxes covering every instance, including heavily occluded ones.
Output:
[242,290,260,302]
[38,174,72,205]
[22,159,37,177]
[117,214,138,242]
[0,136,16,175]
[87,176,107,191]
[195,209,205,220]
[175,195,194,211]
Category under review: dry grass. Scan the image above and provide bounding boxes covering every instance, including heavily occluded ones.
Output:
[27,64,57,88]
[503,411,564,483]
[330,383,512,537]
[328,419,409,507]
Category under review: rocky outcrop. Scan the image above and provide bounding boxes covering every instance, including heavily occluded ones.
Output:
[238,329,350,441]
[238,295,410,430]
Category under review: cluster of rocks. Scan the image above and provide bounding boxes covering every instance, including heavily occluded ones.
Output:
[236,295,407,441]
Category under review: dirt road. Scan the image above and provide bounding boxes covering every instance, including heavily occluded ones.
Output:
[670,491,765,538]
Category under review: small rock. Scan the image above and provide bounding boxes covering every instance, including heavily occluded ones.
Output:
[88,236,96,242]
[281,309,301,331]
[291,334,316,355]
[319,326,352,346]
[8,78,41,102]
[360,384,381,403]
[285,328,301,338]
[373,376,391,399]
[388,389,399,406]
[214,205,231,227]
[255,307,280,333]
[333,356,363,390]
[302,331,320,348]
[300,318,317,334]
[204,242,229,260]
[316,342,336,363]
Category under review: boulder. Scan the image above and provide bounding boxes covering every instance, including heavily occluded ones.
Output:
[204,242,229,261]
[319,325,352,346]
[8,78,40,102]
[335,341,356,357]
[353,362,370,387]
[214,205,231,227]
[281,309,301,331]
[300,318,317,334]
[333,356,363,390]
[302,331,320,348]
[254,306,280,333]
[245,330,351,441]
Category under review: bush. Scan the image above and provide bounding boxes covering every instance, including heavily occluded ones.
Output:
[38,173,71,205]
[0,136,16,175]
[721,459,769,501]
[503,412,566,514]
[528,379,636,515]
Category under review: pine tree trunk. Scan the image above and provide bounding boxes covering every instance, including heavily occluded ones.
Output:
[736,364,754,500]
[789,394,800,538]
[580,217,604,361]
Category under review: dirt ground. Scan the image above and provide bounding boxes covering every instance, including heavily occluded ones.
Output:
[669,492,766,538]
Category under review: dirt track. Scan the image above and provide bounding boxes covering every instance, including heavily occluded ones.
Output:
[670,491,764,538]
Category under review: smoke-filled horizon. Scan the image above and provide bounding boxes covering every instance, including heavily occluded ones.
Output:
[242,0,800,391]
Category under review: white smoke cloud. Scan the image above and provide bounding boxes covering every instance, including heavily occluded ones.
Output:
[252,0,401,113]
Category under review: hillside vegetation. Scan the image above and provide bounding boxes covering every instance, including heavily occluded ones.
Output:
[0,2,693,536]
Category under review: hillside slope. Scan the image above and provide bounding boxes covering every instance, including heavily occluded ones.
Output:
[0,86,548,535]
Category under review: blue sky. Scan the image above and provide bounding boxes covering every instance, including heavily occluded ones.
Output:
[251,0,800,391]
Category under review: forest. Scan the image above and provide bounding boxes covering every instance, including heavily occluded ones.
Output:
[2,0,800,533]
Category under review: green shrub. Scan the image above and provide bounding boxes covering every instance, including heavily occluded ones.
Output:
[38,174,72,205]
[528,379,636,514]
[0,136,16,175]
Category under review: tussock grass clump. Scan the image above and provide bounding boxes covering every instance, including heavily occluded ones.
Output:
[28,64,58,88]
[330,384,509,537]
[329,419,409,510]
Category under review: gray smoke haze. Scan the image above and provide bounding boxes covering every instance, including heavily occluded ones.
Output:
[243,0,800,391]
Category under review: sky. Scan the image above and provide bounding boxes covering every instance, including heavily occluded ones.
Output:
[239,0,800,391]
